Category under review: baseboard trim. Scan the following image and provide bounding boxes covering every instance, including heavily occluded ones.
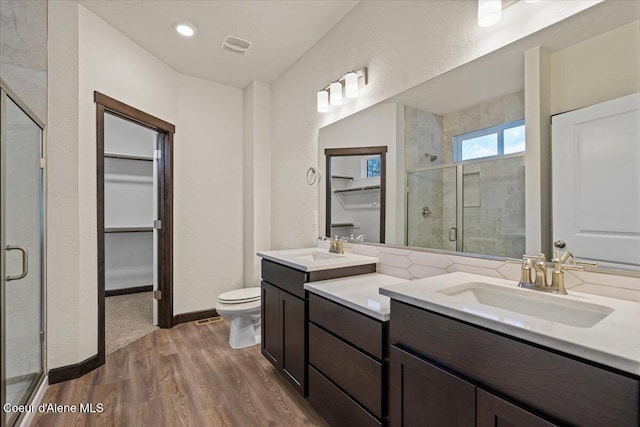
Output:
[173,308,219,325]
[105,285,153,297]
[48,354,101,384]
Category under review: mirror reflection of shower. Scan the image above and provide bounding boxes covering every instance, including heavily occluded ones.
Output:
[407,155,525,258]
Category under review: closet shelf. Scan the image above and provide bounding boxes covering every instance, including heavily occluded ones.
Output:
[105,152,154,162]
[331,175,354,180]
[334,185,380,194]
[331,223,354,228]
[105,227,153,233]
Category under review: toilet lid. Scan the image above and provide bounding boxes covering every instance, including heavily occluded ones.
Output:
[218,287,261,304]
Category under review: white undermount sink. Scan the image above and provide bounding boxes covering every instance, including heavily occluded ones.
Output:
[437,282,614,328]
[293,252,344,261]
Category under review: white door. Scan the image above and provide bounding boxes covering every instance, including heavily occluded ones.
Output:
[552,92,640,268]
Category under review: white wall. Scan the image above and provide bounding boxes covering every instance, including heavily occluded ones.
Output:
[243,81,272,286]
[271,0,600,250]
[47,2,245,368]
[550,20,640,115]
[174,73,244,314]
[47,0,81,369]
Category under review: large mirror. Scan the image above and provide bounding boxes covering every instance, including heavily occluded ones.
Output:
[319,1,639,271]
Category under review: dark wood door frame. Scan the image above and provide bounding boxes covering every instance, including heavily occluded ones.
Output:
[95,91,175,366]
[325,146,387,243]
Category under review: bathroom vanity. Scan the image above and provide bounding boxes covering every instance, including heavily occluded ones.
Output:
[380,273,640,427]
[304,274,407,427]
[257,248,378,396]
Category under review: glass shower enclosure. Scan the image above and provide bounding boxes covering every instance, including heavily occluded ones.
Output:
[0,81,46,427]
[407,154,525,259]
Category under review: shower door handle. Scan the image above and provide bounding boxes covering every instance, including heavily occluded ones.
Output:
[6,245,29,281]
[449,227,457,242]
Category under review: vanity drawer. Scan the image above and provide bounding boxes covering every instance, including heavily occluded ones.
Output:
[308,366,381,427]
[309,293,386,359]
[391,300,640,427]
[261,259,307,298]
[309,323,383,418]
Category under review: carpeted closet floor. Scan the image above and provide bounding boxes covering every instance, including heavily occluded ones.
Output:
[105,291,158,355]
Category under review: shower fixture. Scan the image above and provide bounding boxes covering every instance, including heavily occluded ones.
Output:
[425,152,438,162]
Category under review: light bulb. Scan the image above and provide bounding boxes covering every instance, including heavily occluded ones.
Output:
[329,82,343,106]
[317,90,329,113]
[344,72,359,98]
[478,0,502,27]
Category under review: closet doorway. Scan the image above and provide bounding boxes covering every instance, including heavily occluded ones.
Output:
[95,92,174,362]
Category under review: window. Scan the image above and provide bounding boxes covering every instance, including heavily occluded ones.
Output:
[454,120,525,162]
[366,156,381,177]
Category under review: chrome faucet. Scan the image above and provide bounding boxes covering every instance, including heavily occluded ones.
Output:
[329,236,344,254]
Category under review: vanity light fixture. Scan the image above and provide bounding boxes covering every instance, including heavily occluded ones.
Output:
[316,68,368,113]
[329,82,343,106]
[175,22,196,37]
[344,71,359,98]
[478,0,502,27]
[317,90,329,113]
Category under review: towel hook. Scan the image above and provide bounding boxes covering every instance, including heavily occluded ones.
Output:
[306,166,321,185]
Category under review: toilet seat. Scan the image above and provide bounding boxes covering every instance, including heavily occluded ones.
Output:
[217,299,260,314]
[218,287,260,304]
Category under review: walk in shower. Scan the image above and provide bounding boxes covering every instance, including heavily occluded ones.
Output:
[1,81,46,427]
[407,154,525,259]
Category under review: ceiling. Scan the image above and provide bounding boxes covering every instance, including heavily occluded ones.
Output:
[78,0,359,88]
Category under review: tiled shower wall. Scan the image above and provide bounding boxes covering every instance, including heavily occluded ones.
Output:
[344,242,640,303]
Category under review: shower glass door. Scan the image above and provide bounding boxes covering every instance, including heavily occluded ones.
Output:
[406,166,458,251]
[1,89,45,427]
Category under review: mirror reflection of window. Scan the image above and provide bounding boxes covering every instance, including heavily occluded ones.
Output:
[366,156,381,177]
[454,119,525,162]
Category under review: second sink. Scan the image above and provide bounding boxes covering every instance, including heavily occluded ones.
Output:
[437,282,614,328]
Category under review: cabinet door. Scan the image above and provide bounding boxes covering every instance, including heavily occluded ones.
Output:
[261,281,281,367]
[477,389,557,427]
[390,346,475,427]
[281,291,306,395]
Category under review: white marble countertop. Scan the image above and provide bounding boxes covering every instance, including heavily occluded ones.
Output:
[304,273,408,321]
[379,272,640,376]
[257,247,378,272]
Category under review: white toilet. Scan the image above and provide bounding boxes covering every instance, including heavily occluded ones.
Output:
[216,287,261,349]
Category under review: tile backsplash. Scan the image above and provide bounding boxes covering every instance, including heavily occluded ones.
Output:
[333,241,640,303]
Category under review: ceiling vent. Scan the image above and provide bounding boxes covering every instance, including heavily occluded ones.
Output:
[221,35,252,55]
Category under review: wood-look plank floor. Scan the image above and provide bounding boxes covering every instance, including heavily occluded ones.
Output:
[32,319,329,427]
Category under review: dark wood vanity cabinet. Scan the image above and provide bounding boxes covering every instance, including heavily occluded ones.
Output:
[261,280,306,395]
[389,300,639,427]
[390,346,554,427]
[390,346,475,426]
[307,293,389,427]
[260,259,376,397]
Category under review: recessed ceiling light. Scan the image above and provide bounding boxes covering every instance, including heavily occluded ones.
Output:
[175,23,195,37]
